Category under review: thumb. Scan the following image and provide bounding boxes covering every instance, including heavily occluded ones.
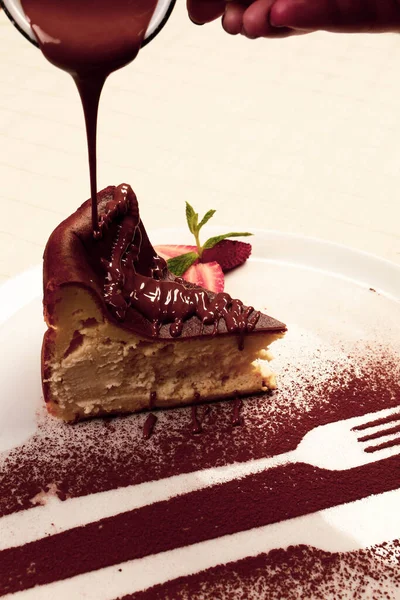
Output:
[270,0,400,33]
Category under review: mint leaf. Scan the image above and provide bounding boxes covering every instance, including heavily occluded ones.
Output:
[183,202,253,258]
[167,251,198,276]
[203,232,253,250]
[185,202,197,234]
[198,209,216,232]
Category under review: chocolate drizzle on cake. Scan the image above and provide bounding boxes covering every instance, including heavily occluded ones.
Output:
[99,184,262,344]
[232,398,243,426]
[191,406,202,434]
[143,414,158,440]
[149,391,157,409]
[43,185,286,343]
[42,183,286,345]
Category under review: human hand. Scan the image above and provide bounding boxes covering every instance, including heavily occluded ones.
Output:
[187,0,400,38]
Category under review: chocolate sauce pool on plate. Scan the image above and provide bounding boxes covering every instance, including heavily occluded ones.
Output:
[21,0,158,235]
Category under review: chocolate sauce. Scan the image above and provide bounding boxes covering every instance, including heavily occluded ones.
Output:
[21,0,158,235]
[143,414,157,440]
[21,2,285,347]
[43,185,286,343]
[24,0,283,346]
[100,184,261,343]
[232,398,243,427]
[191,405,202,434]
[149,391,157,409]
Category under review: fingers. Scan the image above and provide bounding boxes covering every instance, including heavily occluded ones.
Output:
[240,0,295,38]
[188,0,400,37]
[188,0,304,38]
[223,3,247,35]
[270,0,400,33]
[187,0,226,24]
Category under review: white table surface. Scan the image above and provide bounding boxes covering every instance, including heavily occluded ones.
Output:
[0,5,400,286]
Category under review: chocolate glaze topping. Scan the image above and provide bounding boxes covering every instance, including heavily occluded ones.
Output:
[100,185,264,340]
[21,0,158,235]
[43,185,286,342]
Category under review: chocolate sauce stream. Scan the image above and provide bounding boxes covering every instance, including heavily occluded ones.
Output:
[21,0,158,235]
[75,76,105,237]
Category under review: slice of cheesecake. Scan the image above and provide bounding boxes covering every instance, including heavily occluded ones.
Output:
[42,184,286,422]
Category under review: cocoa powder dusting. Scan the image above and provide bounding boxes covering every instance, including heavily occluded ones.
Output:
[353,411,400,432]
[0,346,400,596]
[1,452,399,595]
[364,437,400,454]
[1,349,399,519]
[125,542,400,600]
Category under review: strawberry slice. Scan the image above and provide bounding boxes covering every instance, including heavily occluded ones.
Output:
[156,241,251,274]
[155,245,224,292]
[154,202,252,293]
[184,261,224,293]
[155,244,196,260]
[202,240,252,272]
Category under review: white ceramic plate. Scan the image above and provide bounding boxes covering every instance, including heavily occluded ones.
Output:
[1,229,400,599]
